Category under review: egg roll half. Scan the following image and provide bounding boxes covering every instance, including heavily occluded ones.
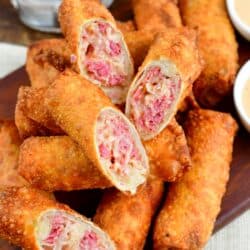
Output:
[0,187,115,250]
[132,0,182,30]
[59,0,134,104]
[26,39,71,88]
[94,178,164,250]
[153,109,238,249]
[45,71,149,194]
[179,0,239,107]
[126,28,203,140]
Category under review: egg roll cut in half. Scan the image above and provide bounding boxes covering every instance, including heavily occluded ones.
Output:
[0,121,28,187]
[144,118,191,182]
[132,0,182,30]
[18,136,112,191]
[26,39,71,88]
[126,28,203,140]
[0,187,116,250]
[153,109,238,250]
[45,71,149,194]
[94,178,164,250]
[179,0,238,107]
[15,86,63,135]
[59,0,134,104]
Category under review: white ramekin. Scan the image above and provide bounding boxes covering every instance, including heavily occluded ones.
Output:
[226,0,250,41]
[233,60,250,132]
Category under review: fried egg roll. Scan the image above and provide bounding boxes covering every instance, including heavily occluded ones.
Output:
[18,136,111,191]
[0,121,27,188]
[16,86,62,135]
[26,39,71,88]
[179,0,238,107]
[15,86,50,139]
[18,118,190,190]
[0,187,115,249]
[144,118,191,182]
[45,70,149,194]
[153,109,238,250]
[132,0,182,30]
[59,0,134,104]
[126,28,203,140]
[94,178,163,250]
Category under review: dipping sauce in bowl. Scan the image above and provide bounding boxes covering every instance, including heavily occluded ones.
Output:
[226,0,250,41]
[234,0,250,27]
[242,78,250,118]
[234,60,250,132]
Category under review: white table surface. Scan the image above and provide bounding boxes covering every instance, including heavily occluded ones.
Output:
[0,42,249,250]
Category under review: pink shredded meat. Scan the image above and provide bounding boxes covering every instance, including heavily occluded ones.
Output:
[80,231,99,250]
[109,40,121,56]
[44,214,65,245]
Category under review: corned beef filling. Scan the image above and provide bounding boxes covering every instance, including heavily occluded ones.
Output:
[127,63,181,139]
[96,108,148,193]
[37,210,113,250]
[80,19,132,104]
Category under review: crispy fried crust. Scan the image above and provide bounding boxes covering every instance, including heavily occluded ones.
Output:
[144,119,191,182]
[0,187,109,249]
[179,0,239,107]
[58,0,116,73]
[124,30,156,69]
[116,20,136,33]
[0,121,27,188]
[153,109,238,250]
[126,28,203,138]
[94,178,164,250]
[26,39,71,88]
[17,86,62,134]
[45,70,116,186]
[15,87,50,139]
[18,136,111,191]
[132,0,182,30]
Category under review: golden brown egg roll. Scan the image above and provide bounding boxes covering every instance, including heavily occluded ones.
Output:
[16,86,62,134]
[0,187,115,249]
[26,39,71,88]
[0,121,27,188]
[132,0,182,30]
[18,118,190,191]
[15,86,50,139]
[18,136,111,191]
[144,118,191,182]
[94,178,163,250]
[59,0,134,104]
[116,20,136,33]
[153,109,238,250]
[126,28,203,140]
[45,70,149,194]
[179,0,239,107]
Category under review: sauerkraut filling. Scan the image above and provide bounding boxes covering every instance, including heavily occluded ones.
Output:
[79,19,133,104]
[126,61,181,140]
[95,108,148,194]
[36,210,114,250]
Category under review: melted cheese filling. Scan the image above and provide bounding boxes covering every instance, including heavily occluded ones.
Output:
[95,108,148,194]
[79,19,133,104]
[36,210,115,250]
[127,60,181,140]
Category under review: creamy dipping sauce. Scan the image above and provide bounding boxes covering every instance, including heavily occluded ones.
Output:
[234,0,250,26]
[242,78,250,118]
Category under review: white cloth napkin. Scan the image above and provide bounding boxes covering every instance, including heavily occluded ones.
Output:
[0,42,249,250]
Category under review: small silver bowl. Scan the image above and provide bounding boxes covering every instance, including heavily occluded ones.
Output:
[11,0,114,33]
